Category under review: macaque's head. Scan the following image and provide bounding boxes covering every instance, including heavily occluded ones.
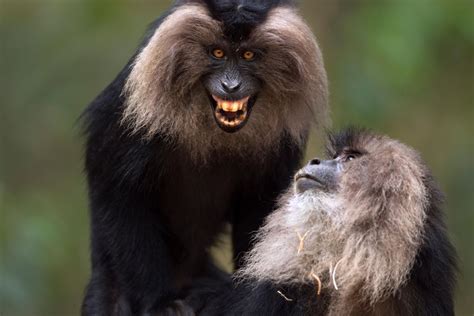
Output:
[122,0,328,160]
[294,128,429,229]
[241,129,433,305]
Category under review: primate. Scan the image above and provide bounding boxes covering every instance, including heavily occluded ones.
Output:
[81,0,328,314]
[189,129,457,316]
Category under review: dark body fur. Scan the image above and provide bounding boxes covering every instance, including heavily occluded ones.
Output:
[83,105,302,314]
[188,129,456,316]
[188,279,330,315]
[81,0,326,314]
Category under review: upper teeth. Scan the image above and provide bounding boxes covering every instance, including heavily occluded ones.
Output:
[213,95,249,112]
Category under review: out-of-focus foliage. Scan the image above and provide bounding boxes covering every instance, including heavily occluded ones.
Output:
[1,0,472,315]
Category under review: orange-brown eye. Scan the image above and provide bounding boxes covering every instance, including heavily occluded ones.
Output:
[243,50,255,60]
[212,48,225,59]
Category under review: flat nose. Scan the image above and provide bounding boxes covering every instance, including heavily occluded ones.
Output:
[221,79,241,93]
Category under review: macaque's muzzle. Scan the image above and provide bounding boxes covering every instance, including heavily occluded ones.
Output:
[295,158,341,193]
[203,64,260,133]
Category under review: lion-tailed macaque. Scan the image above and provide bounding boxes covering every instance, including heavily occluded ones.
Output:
[188,128,456,316]
[81,0,328,314]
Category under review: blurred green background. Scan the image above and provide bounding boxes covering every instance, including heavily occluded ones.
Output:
[1,0,473,315]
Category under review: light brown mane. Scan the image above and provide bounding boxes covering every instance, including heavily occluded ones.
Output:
[122,4,328,162]
[238,134,429,315]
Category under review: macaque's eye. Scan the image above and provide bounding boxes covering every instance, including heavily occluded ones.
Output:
[242,50,255,61]
[346,154,356,162]
[211,48,225,59]
[339,149,362,162]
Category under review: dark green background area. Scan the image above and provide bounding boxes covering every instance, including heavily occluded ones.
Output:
[1,0,472,315]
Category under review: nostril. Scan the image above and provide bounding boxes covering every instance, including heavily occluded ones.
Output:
[309,158,321,165]
[232,82,241,91]
[221,81,229,91]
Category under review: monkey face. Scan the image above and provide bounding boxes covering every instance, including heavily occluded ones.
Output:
[203,46,262,132]
[295,158,340,193]
[123,3,328,150]
[294,151,358,194]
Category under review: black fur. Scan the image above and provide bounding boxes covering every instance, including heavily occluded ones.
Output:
[187,278,329,315]
[187,129,457,316]
[81,2,306,314]
[204,0,294,41]
[180,0,295,41]
[404,172,457,315]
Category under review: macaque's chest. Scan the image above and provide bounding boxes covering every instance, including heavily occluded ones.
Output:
[156,157,247,287]
[157,156,245,252]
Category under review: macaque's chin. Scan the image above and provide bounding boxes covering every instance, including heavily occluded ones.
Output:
[209,95,256,133]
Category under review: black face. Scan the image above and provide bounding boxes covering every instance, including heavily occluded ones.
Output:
[295,150,362,194]
[202,45,262,133]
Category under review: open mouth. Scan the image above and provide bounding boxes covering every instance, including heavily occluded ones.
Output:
[210,95,255,133]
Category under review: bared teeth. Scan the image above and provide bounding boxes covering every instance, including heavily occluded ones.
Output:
[213,95,249,113]
[212,95,251,128]
[221,101,241,112]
